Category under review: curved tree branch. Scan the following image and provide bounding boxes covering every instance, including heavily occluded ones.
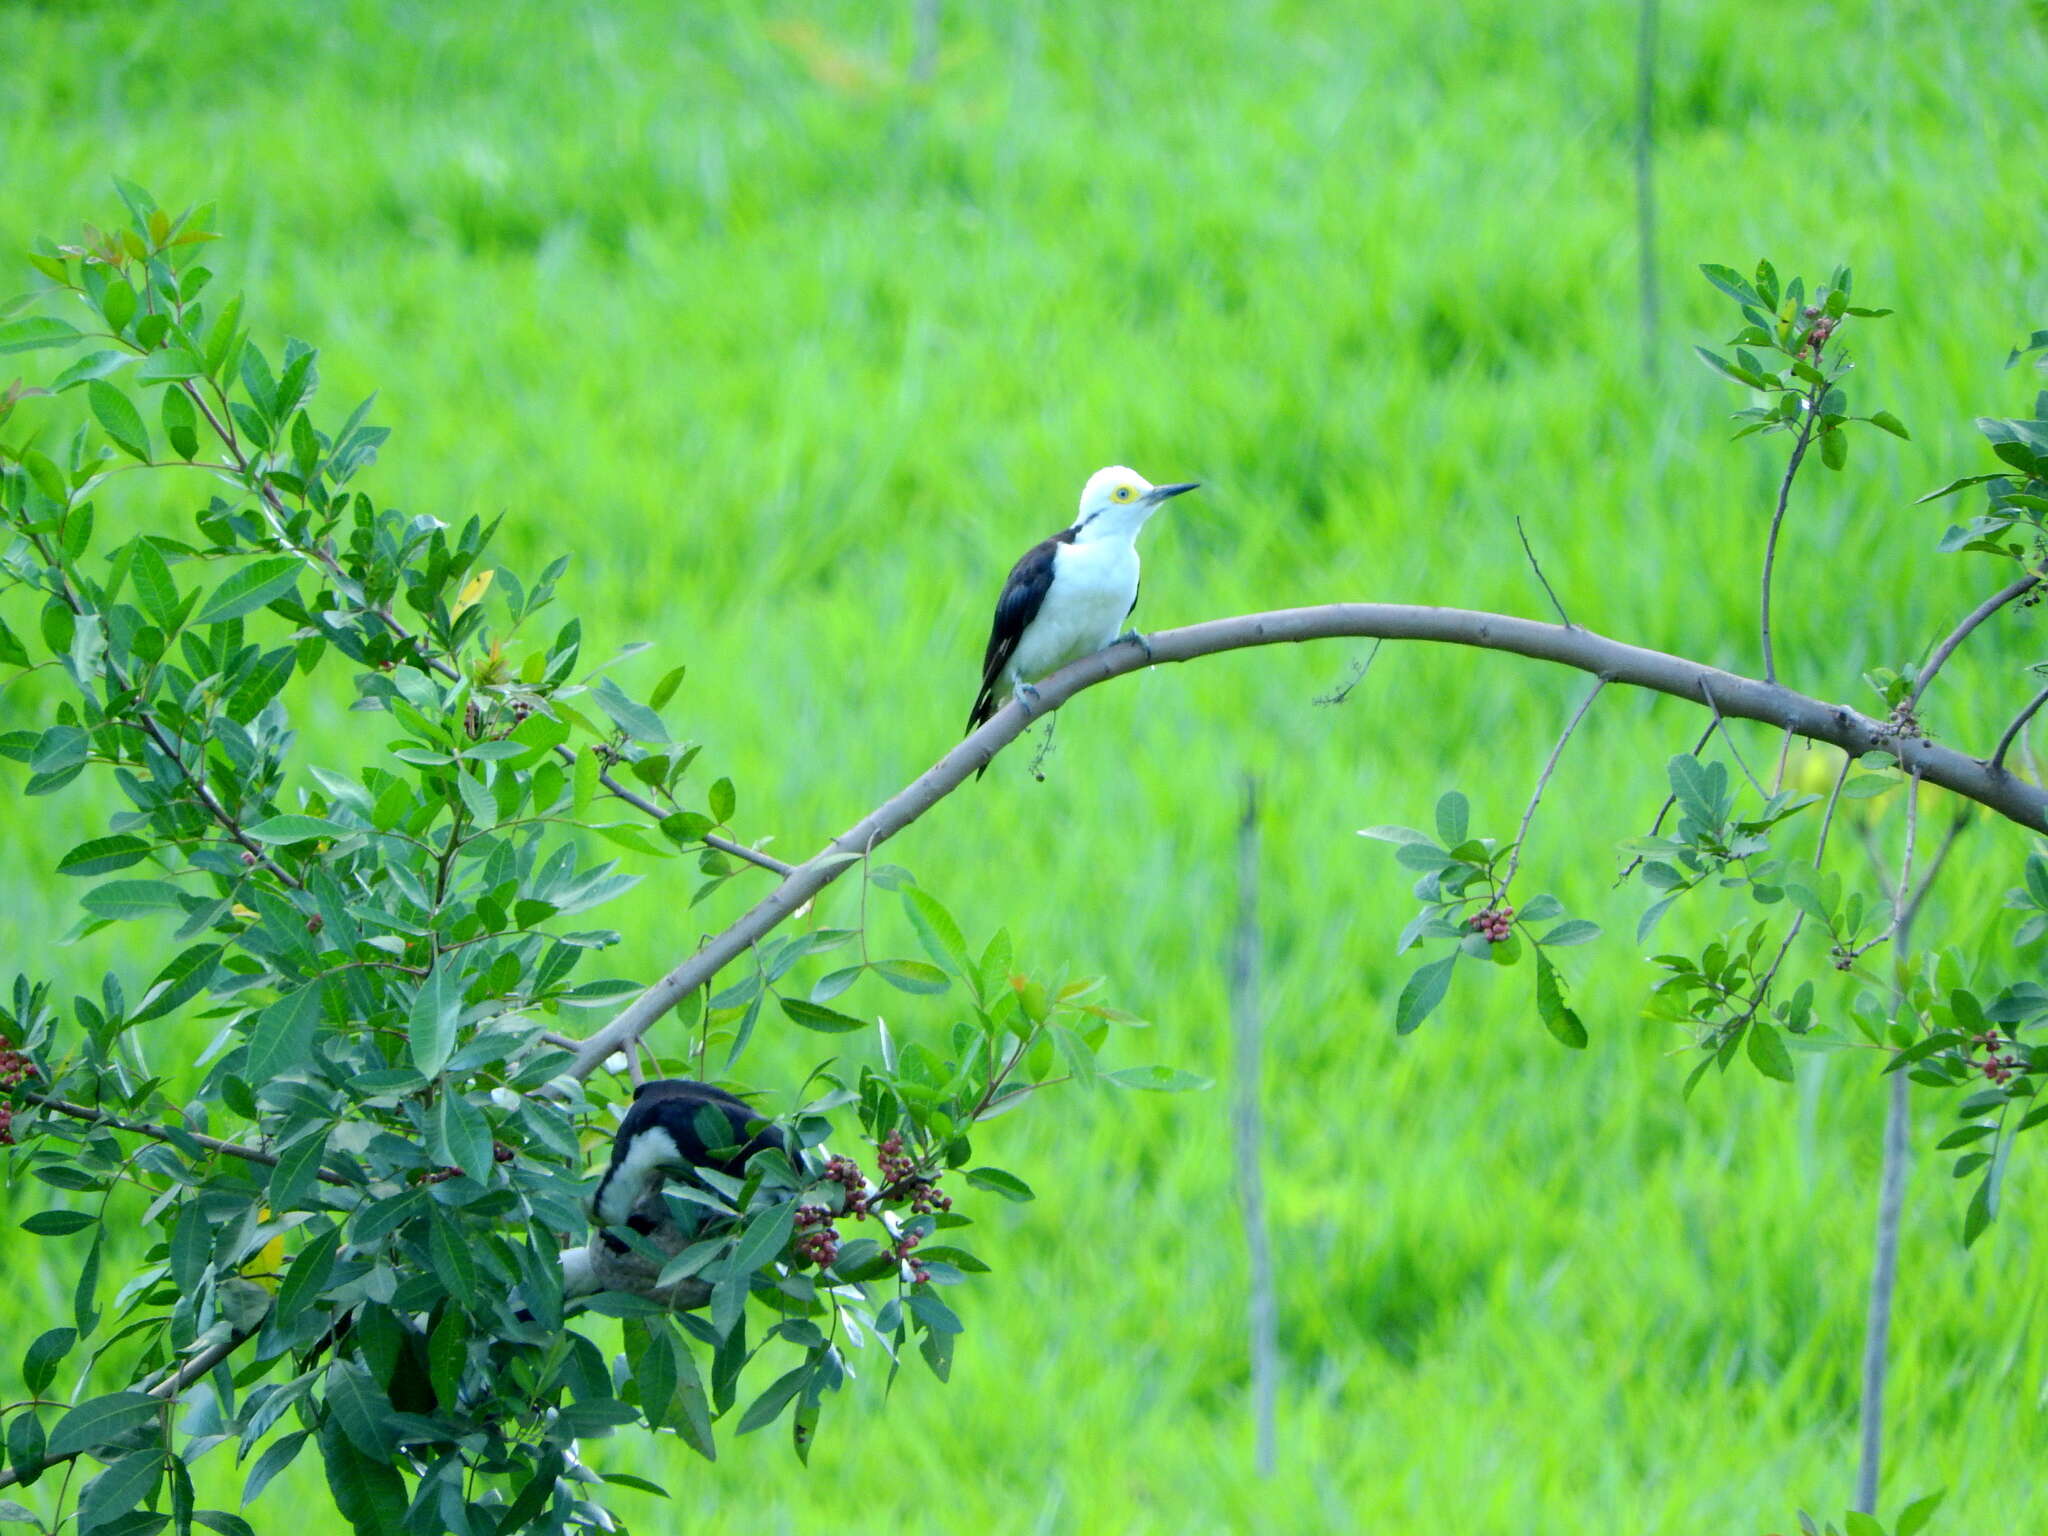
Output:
[1905,572,2041,714]
[567,603,2048,1078]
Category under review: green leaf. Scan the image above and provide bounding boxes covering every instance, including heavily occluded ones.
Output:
[81,880,187,921]
[21,1327,76,1395]
[57,835,152,877]
[23,1209,97,1235]
[51,349,132,391]
[648,664,687,711]
[433,1091,493,1183]
[1698,263,1761,306]
[241,1429,309,1507]
[1867,410,1910,440]
[244,983,325,1083]
[1695,345,1766,391]
[244,814,348,844]
[1746,1018,1795,1082]
[318,1418,408,1535]
[408,965,462,1077]
[779,997,868,1034]
[964,1166,1034,1202]
[1534,952,1588,1049]
[1821,425,1848,471]
[728,1201,798,1277]
[1434,790,1468,846]
[1895,1490,1945,1536]
[88,379,151,461]
[1538,919,1600,947]
[902,886,971,977]
[872,959,949,995]
[0,315,83,353]
[709,776,736,823]
[1101,1065,1211,1092]
[137,347,204,384]
[590,676,668,743]
[1844,1514,1885,1536]
[128,538,181,629]
[77,1448,162,1530]
[48,1391,160,1456]
[161,382,199,459]
[195,557,300,625]
[273,1224,339,1327]
[1394,955,1455,1034]
[427,1206,477,1305]
[735,1366,807,1436]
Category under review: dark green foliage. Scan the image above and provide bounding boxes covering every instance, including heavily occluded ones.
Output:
[0,191,1192,1535]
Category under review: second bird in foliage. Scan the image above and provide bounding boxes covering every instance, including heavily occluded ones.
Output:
[965,466,1199,757]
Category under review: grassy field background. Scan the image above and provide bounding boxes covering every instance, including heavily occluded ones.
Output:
[4,1,2047,1531]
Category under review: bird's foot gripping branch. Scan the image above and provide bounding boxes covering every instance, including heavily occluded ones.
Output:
[0,190,1199,1536]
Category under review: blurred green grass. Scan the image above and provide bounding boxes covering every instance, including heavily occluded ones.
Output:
[3,0,2046,1530]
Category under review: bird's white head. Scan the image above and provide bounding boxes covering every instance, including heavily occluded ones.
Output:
[1073,465,1200,543]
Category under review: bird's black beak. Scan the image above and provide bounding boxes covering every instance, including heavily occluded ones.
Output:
[1146,481,1201,503]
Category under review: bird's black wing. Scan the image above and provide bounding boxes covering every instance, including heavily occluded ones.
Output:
[593,1080,786,1247]
[967,526,1075,735]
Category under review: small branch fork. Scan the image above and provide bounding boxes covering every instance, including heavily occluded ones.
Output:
[1991,682,2048,773]
[1905,573,2041,715]
[568,601,2048,1079]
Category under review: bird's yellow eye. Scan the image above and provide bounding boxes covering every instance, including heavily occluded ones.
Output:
[1113,485,1135,502]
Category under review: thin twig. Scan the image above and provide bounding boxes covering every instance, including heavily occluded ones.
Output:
[1855,803,1968,1515]
[1731,748,1856,1024]
[1843,769,1923,964]
[22,1092,350,1185]
[1515,517,1573,628]
[1313,641,1380,707]
[1229,779,1277,1478]
[1760,390,1822,686]
[1700,679,1768,797]
[1904,573,2041,715]
[1502,679,1605,891]
[1989,682,2048,773]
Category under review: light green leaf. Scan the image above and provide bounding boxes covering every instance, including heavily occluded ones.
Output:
[88,378,151,460]
[408,966,461,1078]
[196,557,301,625]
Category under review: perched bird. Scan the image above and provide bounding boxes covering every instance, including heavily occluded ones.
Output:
[531,1080,791,1316]
[965,466,1199,765]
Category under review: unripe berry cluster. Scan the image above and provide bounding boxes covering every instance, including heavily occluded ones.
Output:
[793,1203,841,1267]
[1468,905,1515,943]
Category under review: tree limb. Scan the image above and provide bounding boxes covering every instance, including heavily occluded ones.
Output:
[566,603,2048,1077]
[22,1092,352,1186]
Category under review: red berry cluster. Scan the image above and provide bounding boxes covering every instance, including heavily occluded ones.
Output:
[1468,905,1515,943]
[906,1177,952,1216]
[876,1130,915,1184]
[823,1153,871,1218]
[793,1203,841,1267]
[1799,305,1838,357]
[0,1040,36,1089]
[893,1226,931,1285]
[0,1104,12,1146]
[1971,1029,2024,1086]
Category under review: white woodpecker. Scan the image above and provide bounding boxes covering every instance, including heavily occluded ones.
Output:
[965,466,1199,771]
